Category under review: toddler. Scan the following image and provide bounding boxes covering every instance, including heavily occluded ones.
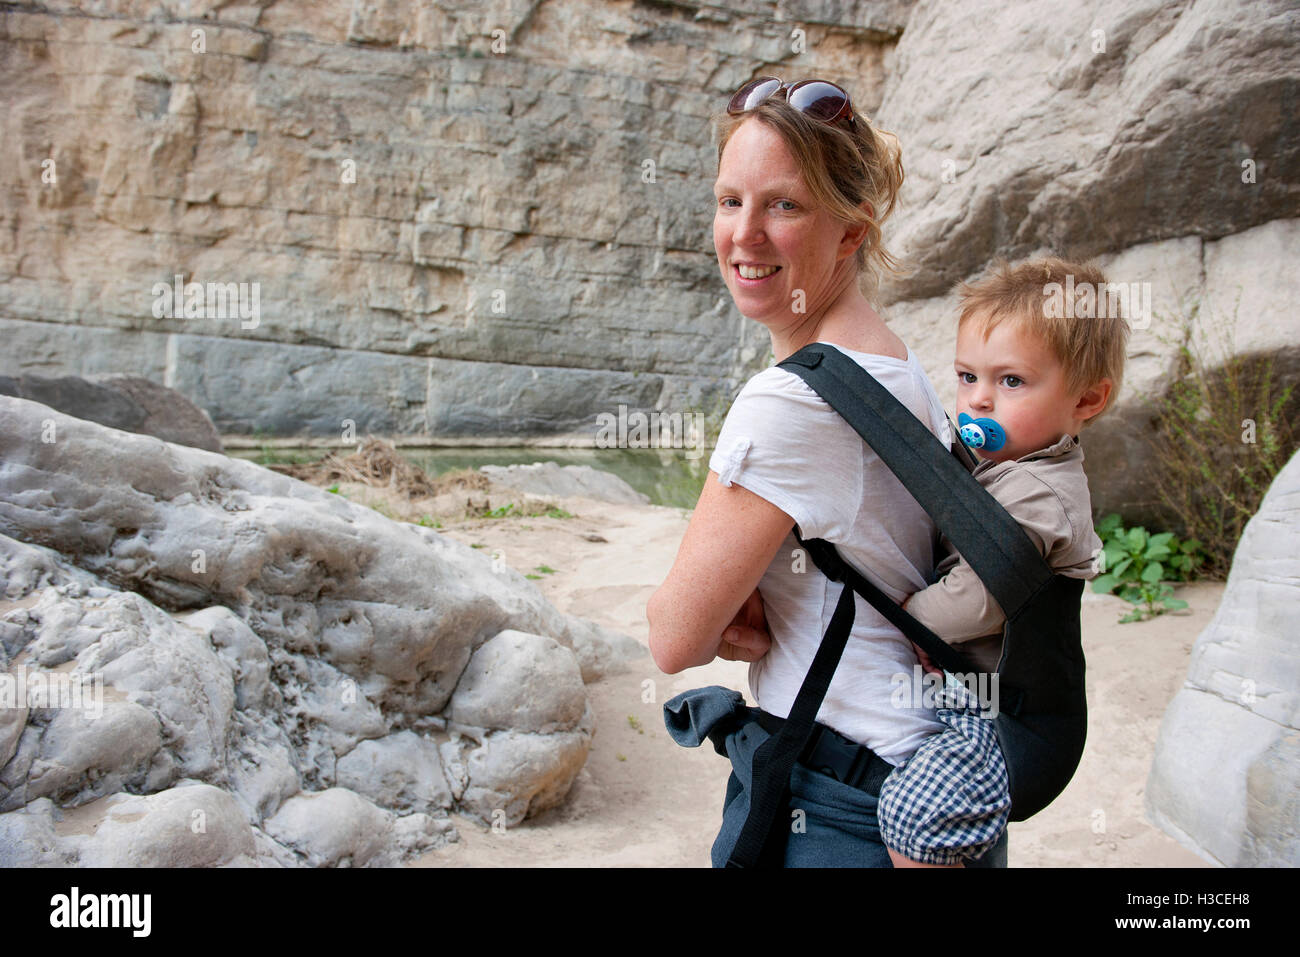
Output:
[877,256,1130,867]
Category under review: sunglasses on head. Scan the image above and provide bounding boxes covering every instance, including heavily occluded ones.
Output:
[726,76,857,129]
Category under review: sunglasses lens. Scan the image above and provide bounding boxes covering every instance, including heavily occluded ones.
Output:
[787,81,850,122]
[728,77,783,114]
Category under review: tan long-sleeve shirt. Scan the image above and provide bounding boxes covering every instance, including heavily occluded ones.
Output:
[904,432,1103,675]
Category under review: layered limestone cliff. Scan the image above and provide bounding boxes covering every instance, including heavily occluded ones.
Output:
[2,0,1298,524]
[0,0,907,439]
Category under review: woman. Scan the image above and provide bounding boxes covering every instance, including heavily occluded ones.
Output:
[645,77,1007,867]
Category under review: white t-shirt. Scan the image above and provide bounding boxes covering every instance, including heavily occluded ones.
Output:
[708,340,951,766]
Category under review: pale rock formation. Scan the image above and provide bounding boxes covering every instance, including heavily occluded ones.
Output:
[0,395,643,866]
[482,461,651,505]
[1146,448,1300,866]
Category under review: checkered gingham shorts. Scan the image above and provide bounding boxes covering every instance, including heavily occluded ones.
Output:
[876,675,1011,866]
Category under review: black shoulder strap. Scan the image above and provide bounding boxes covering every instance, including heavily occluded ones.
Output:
[726,578,859,867]
[793,529,976,678]
[777,343,1054,617]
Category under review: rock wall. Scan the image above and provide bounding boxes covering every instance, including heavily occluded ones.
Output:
[0,0,907,438]
[1,0,1298,524]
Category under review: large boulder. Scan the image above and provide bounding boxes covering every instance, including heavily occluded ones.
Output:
[0,374,223,453]
[875,0,1300,305]
[1145,448,1300,866]
[449,630,589,734]
[0,395,641,865]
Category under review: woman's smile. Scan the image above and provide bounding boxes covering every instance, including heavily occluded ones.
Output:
[734,263,782,282]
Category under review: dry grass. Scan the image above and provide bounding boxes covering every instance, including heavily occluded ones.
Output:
[268,437,489,500]
[268,437,568,525]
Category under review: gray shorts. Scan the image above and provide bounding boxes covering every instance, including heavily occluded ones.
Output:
[877,679,1012,865]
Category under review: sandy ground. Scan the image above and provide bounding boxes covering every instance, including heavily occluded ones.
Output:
[376,487,1216,869]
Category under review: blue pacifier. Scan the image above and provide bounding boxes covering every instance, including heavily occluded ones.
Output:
[958,412,1007,452]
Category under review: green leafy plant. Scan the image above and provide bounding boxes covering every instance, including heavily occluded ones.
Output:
[485,503,518,518]
[416,515,442,529]
[544,507,573,519]
[534,564,556,574]
[1091,513,1204,623]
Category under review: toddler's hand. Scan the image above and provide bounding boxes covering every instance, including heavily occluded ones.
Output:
[900,594,942,676]
[913,644,942,676]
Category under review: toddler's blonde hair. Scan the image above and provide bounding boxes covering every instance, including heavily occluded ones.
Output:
[957,257,1130,424]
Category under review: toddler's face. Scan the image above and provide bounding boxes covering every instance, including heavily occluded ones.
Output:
[954,314,1088,464]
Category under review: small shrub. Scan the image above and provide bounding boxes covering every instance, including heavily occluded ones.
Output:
[1091,513,1206,623]
[1144,298,1298,576]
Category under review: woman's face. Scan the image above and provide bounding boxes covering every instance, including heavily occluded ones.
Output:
[713,117,857,325]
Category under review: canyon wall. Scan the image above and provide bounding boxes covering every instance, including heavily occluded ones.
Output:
[0,0,907,439]
[2,0,1299,523]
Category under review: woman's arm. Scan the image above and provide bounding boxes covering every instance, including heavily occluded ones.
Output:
[646,469,794,674]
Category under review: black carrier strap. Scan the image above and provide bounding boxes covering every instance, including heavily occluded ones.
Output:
[792,530,975,680]
[777,344,1056,615]
[727,580,859,867]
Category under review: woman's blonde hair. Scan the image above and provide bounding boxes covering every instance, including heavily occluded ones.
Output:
[712,89,905,296]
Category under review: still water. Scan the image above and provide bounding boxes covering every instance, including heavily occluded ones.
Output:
[230,445,711,510]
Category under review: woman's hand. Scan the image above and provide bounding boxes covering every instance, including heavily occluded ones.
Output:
[716,587,772,662]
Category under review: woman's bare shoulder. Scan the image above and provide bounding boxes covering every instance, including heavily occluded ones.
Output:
[817,332,909,362]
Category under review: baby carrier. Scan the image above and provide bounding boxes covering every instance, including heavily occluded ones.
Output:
[725,343,1088,868]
